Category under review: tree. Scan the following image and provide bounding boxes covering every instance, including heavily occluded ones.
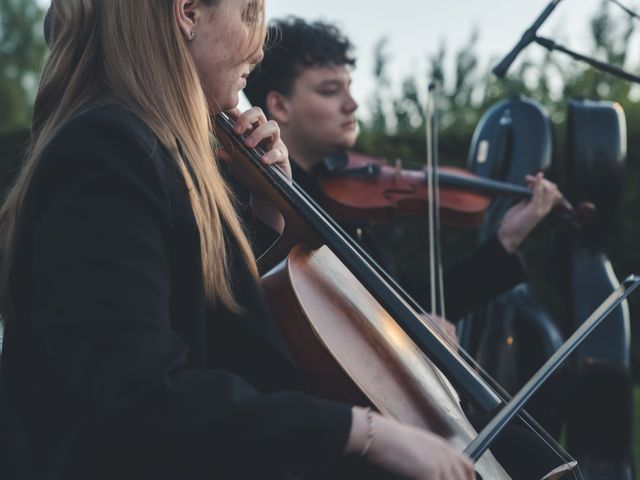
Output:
[0,0,46,132]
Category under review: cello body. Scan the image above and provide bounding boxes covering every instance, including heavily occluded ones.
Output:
[556,99,632,479]
[261,245,572,479]
[459,96,565,435]
[260,245,511,480]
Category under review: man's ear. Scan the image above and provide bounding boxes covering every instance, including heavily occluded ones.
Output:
[266,91,292,125]
[174,0,197,42]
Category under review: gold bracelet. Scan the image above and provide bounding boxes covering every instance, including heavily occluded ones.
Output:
[360,407,375,457]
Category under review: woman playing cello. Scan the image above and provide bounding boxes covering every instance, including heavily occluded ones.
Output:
[242,17,571,479]
[0,1,474,479]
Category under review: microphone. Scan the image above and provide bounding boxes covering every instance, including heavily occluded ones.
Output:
[492,0,563,78]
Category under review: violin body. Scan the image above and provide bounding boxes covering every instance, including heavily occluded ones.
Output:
[317,152,490,227]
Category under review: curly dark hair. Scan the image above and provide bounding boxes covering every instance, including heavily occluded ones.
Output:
[244,17,356,114]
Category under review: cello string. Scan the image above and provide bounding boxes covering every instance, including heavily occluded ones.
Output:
[277,153,578,470]
[215,114,577,470]
[286,163,578,472]
[276,154,577,471]
[273,154,575,461]
[461,168,580,472]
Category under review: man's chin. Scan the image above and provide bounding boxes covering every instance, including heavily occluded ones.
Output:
[336,134,358,151]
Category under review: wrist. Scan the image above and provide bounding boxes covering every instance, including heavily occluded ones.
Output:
[497,226,520,254]
[344,406,375,456]
[250,192,285,234]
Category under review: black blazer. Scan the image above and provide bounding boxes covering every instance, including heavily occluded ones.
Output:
[0,104,351,480]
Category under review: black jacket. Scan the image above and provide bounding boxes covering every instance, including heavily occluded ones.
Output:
[0,104,351,480]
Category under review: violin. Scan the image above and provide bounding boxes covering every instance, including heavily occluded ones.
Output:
[214,113,579,479]
[316,151,593,228]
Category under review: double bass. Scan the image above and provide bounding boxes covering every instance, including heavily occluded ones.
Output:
[215,113,580,479]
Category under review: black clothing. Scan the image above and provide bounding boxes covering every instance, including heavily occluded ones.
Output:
[0,104,351,480]
[290,161,527,320]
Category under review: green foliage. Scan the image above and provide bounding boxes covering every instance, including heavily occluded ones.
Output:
[0,0,46,133]
[367,37,392,133]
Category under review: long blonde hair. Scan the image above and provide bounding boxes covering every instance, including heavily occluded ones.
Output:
[0,0,266,312]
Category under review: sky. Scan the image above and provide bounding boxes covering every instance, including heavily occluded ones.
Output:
[263,0,630,114]
[36,0,639,114]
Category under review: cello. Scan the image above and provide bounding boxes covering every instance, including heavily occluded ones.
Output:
[215,112,580,479]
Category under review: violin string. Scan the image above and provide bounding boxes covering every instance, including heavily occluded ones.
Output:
[215,113,577,470]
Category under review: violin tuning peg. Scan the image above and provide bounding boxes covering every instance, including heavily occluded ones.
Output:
[576,201,597,226]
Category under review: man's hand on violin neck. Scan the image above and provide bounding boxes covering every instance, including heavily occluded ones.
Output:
[497,172,564,254]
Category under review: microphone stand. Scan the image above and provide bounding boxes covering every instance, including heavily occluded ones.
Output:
[492,0,564,78]
[534,36,640,84]
[494,0,640,84]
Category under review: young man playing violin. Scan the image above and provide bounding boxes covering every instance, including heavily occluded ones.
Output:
[244,17,565,322]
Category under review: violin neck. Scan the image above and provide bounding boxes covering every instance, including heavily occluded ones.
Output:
[438,171,532,200]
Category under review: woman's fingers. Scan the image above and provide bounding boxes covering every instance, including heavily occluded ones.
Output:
[243,119,279,148]
[226,107,242,121]
[226,107,291,179]
[229,108,282,158]
[233,106,268,135]
[458,454,476,480]
[261,145,287,164]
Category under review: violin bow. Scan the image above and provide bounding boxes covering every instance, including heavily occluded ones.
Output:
[420,86,582,474]
[465,275,640,461]
[426,82,447,321]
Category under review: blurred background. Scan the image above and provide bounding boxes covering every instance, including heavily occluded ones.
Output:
[2,0,640,475]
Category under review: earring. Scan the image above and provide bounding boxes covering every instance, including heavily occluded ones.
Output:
[190,30,196,40]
